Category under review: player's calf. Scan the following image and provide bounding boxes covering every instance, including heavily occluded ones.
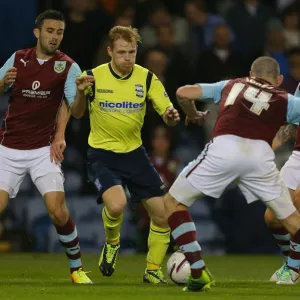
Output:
[277,211,300,277]
[44,191,84,275]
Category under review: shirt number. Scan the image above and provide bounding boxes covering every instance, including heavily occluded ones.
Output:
[225,83,272,115]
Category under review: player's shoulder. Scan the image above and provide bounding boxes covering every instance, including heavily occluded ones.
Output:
[133,64,151,76]
[228,77,247,85]
[55,51,76,64]
[90,63,109,76]
[247,77,288,101]
[15,47,35,58]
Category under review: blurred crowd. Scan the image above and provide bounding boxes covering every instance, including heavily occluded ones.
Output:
[1,0,300,254]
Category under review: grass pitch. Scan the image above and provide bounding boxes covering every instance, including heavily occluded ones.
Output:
[0,254,299,300]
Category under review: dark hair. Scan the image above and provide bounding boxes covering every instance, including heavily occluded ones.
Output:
[35,9,65,30]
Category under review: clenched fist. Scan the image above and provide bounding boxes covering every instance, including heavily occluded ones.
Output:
[3,67,17,87]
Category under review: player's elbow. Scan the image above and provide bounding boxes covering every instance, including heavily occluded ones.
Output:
[176,85,197,102]
[176,86,188,100]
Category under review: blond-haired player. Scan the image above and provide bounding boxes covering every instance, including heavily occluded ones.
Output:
[71,26,180,283]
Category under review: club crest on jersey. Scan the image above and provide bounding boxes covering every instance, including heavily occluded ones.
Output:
[135,84,144,98]
[54,61,66,73]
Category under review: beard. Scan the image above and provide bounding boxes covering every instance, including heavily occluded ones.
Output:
[39,39,59,56]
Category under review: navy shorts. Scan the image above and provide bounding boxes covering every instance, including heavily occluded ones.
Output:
[87,146,166,203]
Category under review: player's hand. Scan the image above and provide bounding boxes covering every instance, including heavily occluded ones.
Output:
[163,107,180,127]
[3,68,17,86]
[185,110,209,126]
[50,135,66,164]
[76,76,95,92]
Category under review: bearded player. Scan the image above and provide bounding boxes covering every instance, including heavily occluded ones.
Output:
[0,10,92,284]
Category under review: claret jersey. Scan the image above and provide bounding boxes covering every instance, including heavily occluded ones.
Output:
[0,48,81,150]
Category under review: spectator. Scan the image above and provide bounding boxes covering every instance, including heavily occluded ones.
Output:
[139,2,188,49]
[60,0,111,70]
[282,48,300,93]
[281,5,300,50]
[195,23,244,83]
[264,20,289,77]
[226,0,276,69]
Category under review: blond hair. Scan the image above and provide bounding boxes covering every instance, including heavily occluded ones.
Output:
[108,25,141,48]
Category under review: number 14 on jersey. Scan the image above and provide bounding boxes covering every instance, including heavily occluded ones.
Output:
[225,82,272,115]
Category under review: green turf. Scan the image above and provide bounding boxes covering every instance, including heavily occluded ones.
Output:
[0,254,299,300]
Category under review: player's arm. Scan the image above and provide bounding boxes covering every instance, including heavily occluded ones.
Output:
[49,62,81,163]
[176,80,229,125]
[275,90,300,151]
[0,53,17,95]
[272,124,298,151]
[71,70,95,119]
[50,101,70,163]
[147,74,180,126]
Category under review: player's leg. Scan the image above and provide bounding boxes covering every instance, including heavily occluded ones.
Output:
[125,146,170,283]
[164,138,237,291]
[87,147,126,277]
[0,146,27,215]
[142,196,170,284]
[265,152,300,280]
[33,174,91,284]
[264,188,295,282]
[165,173,215,292]
[99,185,127,276]
[30,147,91,284]
[240,151,300,285]
[265,190,300,284]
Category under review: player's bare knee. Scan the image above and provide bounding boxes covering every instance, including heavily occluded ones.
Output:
[102,186,127,217]
[164,193,185,217]
[44,192,69,225]
[264,208,282,228]
[105,200,126,218]
[48,205,69,226]
[151,215,169,228]
[293,194,300,211]
[280,211,300,235]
